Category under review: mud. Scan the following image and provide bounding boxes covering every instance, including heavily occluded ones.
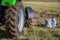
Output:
[31,10,60,28]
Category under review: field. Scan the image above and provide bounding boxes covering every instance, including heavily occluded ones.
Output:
[21,2,60,40]
[0,2,60,40]
[20,26,60,40]
[22,0,60,2]
[23,2,60,13]
[0,26,60,40]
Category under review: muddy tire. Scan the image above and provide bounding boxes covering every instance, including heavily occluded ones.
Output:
[4,3,24,38]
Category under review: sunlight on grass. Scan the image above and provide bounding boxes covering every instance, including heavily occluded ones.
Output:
[19,26,60,40]
[0,26,60,40]
[23,2,60,12]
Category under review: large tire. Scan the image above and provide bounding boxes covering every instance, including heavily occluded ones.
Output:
[5,2,24,38]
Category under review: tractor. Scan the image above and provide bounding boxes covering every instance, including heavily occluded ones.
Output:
[0,0,34,38]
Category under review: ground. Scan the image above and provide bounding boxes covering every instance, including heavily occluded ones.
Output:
[0,26,60,40]
[23,2,60,13]
[23,2,60,27]
[19,26,60,40]
[0,2,60,40]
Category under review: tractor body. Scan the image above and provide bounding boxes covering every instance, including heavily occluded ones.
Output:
[0,0,17,25]
[0,0,34,38]
[1,0,16,6]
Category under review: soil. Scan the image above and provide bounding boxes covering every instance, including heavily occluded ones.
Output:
[31,10,60,28]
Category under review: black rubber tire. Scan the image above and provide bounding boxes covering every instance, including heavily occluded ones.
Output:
[4,3,24,38]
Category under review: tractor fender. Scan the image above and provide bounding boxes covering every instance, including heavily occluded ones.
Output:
[25,7,34,20]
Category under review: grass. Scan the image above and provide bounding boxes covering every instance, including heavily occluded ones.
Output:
[0,26,60,40]
[19,26,60,40]
[20,2,60,40]
[23,2,60,13]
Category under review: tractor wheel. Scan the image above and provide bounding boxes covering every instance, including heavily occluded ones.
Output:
[5,3,24,38]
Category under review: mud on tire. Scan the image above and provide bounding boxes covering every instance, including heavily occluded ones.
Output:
[5,7,18,37]
[4,2,24,38]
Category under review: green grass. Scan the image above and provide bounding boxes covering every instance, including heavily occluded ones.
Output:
[23,2,60,13]
[0,26,60,40]
[19,26,60,40]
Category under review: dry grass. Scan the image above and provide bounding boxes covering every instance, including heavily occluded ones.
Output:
[19,26,60,40]
[23,2,60,12]
[0,26,60,40]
